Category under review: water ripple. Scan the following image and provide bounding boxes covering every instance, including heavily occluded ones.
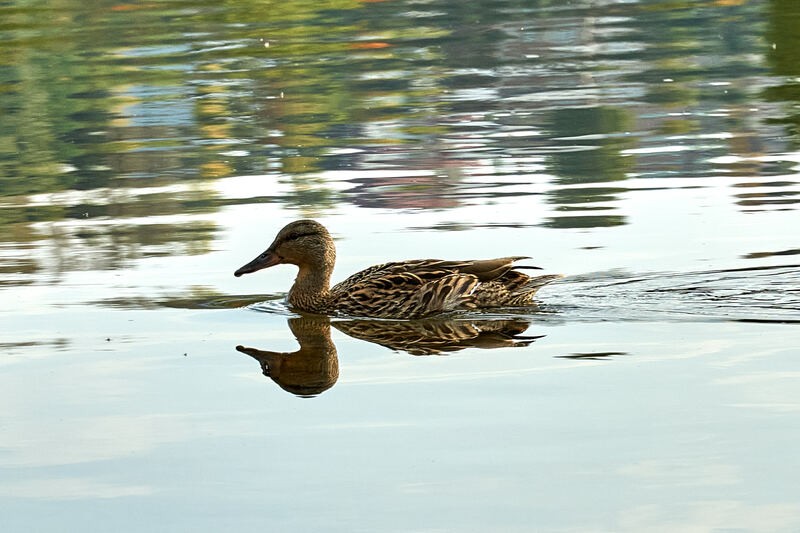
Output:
[547,264,800,324]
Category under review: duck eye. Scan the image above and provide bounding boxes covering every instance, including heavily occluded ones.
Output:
[286,231,316,242]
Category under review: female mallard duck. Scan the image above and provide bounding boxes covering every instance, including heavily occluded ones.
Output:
[234,219,562,319]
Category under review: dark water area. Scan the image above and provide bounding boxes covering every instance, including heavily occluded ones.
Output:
[2,1,800,531]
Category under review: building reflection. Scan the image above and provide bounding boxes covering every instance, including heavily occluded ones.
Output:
[236,314,543,397]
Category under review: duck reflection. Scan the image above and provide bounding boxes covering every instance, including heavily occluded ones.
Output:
[236,315,542,397]
[333,317,542,356]
[236,316,339,398]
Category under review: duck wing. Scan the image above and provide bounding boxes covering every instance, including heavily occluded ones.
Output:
[456,256,533,280]
[331,259,483,318]
[330,257,551,318]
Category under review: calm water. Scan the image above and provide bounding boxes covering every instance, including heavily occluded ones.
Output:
[2,0,800,531]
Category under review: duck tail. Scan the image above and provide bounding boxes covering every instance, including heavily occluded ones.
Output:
[502,273,564,306]
[519,273,564,294]
[471,272,563,308]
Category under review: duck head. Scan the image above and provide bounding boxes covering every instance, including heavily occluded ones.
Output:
[234,219,336,277]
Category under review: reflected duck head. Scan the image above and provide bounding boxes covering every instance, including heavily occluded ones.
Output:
[234,219,335,277]
[236,316,339,398]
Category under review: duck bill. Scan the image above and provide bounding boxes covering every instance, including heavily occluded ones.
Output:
[234,250,281,277]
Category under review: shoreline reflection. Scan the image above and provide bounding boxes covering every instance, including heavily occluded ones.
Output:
[236,315,543,397]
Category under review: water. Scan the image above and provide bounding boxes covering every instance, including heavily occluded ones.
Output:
[2,0,800,531]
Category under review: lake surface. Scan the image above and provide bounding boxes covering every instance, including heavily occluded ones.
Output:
[2,0,800,531]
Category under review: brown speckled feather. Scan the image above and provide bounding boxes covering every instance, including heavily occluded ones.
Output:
[330,261,481,318]
[234,220,562,319]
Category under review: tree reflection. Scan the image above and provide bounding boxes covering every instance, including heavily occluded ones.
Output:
[2,0,799,283]
[236,314,543,397]
[764,0,800,148]
[543,107,632,228]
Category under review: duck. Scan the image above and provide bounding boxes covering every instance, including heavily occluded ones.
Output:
[234,219,562,319]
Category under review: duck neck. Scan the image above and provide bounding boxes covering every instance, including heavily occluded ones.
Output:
[288,261,334,312]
